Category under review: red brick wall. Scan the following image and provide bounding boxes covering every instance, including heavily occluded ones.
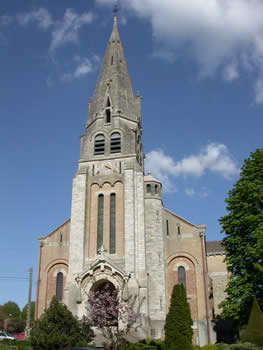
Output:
[46,263,68,309]
[167,256,198,320]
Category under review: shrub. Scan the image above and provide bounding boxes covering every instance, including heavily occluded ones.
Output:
[1,339,32,350]
[30,296,94,350]
[230,342,262,350]
[138,339,164,350]
[213,316,239,344]
[240,297,263,347]
[201,345,218,350]
[217,344,231,350]
[122,339,164,350]
[164,284,193,350]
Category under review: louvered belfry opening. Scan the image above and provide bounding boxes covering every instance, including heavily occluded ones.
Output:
[110,132,121,153]
[94,134,105,155]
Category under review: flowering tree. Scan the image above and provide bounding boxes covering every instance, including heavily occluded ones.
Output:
[87,284,142,350]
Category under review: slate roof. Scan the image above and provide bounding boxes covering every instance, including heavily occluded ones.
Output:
[206,240,225,255]
[86,15,139,127]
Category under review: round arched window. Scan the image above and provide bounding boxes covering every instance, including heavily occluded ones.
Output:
[56,272,63,301]
[110,132,121,153]
[178,266,186,289]
[94,134,105,155]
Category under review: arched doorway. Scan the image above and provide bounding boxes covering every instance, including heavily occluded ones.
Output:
[88,279,119,326]
[91,279,116,294]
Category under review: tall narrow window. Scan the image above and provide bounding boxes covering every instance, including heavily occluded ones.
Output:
[178,266,186,289]
[56,272,63,301]
[155,185,158,194]
[177,224,181,237]
[166,220,169,237]
[97,194,104,251]
[147,184,151,193]
[94,134,105,155]
[105,109,111,123]
[110,132,121,153]
[110,193,116,254]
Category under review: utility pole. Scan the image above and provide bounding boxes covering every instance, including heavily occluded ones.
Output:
[25,267,32,337]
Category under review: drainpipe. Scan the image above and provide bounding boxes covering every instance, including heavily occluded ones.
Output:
[200,231,211,344]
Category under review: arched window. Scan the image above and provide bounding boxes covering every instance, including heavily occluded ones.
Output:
[146,184,151,193]
[178,266,186,289]
[110,193,116,254]
[110,132,121,153]
[94,134,105,155]
[97,194,104,251]
[56,272,63,301]
[155,185,158,194]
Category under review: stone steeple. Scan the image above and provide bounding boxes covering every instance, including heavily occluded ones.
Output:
[85,15,141,127]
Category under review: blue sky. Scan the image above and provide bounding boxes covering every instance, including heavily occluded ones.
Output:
[0,0,262,309]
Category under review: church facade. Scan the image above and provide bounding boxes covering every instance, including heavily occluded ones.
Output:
[35,16,228,346]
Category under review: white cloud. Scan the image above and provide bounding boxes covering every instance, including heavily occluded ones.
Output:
[50,9,94,52]
[223,62,239,82]
[62,55,100,82]
[185,188,195,197]
[152,50,176,63]
[199,189,209,198]
[97,0,263,103]
[17,8,53,30]
[145,143,239,192]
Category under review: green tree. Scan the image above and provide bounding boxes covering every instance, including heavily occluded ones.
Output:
[30,296,94,350]
[1,301,20,319]
[0,309,8,329]
[240,297,263,347]
[6,318,26,332]
[219,148,263,324]
[164,284,193,350]
[21,301,35,321]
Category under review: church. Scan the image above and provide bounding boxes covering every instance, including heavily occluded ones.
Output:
[35,14,228,346]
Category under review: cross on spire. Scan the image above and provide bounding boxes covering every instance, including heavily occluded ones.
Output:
[113,0,119,15]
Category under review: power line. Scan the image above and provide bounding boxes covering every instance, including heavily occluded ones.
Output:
[0,276,29,280]
[0,276,36,283]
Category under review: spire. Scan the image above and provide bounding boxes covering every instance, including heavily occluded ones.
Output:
[86,14,140,127]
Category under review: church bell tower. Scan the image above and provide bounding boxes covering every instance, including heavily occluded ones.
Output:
[64,14,149,325]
